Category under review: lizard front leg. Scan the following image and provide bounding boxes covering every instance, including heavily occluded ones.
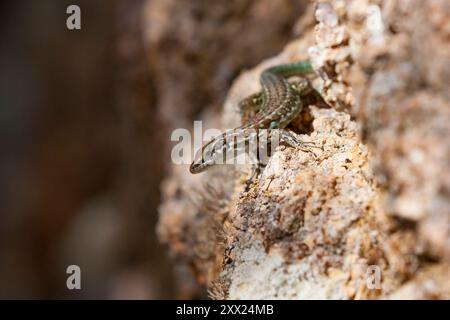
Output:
[275,130,322,163]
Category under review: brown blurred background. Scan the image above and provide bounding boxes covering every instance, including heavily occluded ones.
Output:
[0,0,173,299]
[0,0,307,298]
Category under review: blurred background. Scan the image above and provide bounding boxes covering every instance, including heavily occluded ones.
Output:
[0,0,307,298]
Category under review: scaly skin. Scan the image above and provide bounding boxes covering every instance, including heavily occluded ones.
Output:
[190,60,318,174]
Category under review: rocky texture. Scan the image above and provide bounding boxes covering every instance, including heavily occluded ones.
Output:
[218,107,392,299]
[157,0,450,299]
[308,0,450,263]
[388,264,450,299]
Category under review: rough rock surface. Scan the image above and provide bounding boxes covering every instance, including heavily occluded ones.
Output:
[157,0,450,299]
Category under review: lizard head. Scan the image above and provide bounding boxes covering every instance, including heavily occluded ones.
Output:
[189,137,221,174]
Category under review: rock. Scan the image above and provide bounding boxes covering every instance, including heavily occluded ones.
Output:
[157,0,450,299]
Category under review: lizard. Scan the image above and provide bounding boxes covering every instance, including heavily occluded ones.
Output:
[189,60,321,174]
